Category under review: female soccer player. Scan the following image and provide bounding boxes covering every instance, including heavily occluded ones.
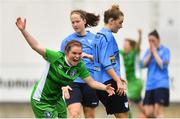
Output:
[15,17,115,118]
[120,29,144,117]
[60,9,100,118]
[92,4,129,118]
[142,30,170,118]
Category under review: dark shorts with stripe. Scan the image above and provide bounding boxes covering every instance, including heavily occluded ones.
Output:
[65,82,99,107]
[143,88,169,106]
[96,79,129,114]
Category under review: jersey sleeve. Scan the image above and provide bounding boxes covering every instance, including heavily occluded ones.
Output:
[142,49,150,67]
[60,39,66,52]
[99,37,113,71]
[161,48,170,68]
[78,61,90,79]
[45,48,60,63]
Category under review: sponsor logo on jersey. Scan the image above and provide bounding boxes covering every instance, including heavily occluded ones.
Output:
[94,66,101,71]
[58,64,63,69]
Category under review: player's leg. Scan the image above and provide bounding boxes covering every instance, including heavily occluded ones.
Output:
[127,79,144,117]
[56,98,67,118]
[31,98,58,118]
[30,82,58,118]
[68,103,82,118]
[82,83,99,118]
[97,79,129,118]
[83,106,96,118]
[114,112,129,118]
[65,82,82,118]
[143,105,154,117]
[154,88,169,117]
[143,89,155,117]
[154,103,164,117]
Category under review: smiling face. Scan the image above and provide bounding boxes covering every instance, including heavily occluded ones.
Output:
[70,13,86,35]
[66,45,82,66]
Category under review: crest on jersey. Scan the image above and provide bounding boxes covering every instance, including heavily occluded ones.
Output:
[70,70,77,77]
[109,55,116,64]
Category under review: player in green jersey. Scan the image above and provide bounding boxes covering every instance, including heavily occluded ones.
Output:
[120,29,144,117]
[15,17,115,118]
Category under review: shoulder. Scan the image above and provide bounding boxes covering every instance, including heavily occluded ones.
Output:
[144,48,150,55]
[95,32,110,42]
[46,49,63,56]
[161,45,170,53]
[63,33,77,42]
[58,51,65,57]
[86,31,95,36]
[45,49,65,63]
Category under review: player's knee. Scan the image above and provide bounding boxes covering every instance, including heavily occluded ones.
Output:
[69,111,80,118]
[84,111,95,118]
[144,111,154,118]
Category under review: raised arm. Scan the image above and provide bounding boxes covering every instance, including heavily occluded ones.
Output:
[16,17,45,57]
[136,29,142,54]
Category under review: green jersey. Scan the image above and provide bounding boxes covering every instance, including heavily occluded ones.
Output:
[120,49,143,100]
[120,49,137,81]
[32,49,90,103]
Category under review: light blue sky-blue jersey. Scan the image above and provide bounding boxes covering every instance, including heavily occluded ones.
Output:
[60,31,94,83]
[92,28,121,83]
[142,45,170,90]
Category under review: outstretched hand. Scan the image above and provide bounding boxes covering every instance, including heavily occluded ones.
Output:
[81,52,94,61]
[62,86,72,99]
[16,17,26,31]
[106,84,115,96]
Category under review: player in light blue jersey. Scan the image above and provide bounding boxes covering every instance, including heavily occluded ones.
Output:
[60,9,100,118]
[92,5,129,118]
[142,30,170,118]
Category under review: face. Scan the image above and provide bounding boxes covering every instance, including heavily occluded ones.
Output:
[111,16,124,33]
[123,41,131,54]
[70,13,86,35]
[148,35,160,48]
[66,46,82,66]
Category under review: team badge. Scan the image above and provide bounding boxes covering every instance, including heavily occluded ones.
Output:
[70,70,77,77]
[109,55,116,64]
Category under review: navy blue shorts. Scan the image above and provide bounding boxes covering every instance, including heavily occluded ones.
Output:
[143,88,169,106]
[96,79,129,114]
[65,82,99,107]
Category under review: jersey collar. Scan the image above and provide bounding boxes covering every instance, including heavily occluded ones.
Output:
[65,56,72,67]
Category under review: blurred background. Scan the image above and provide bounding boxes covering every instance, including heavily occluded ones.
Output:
[0,0,180,118]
